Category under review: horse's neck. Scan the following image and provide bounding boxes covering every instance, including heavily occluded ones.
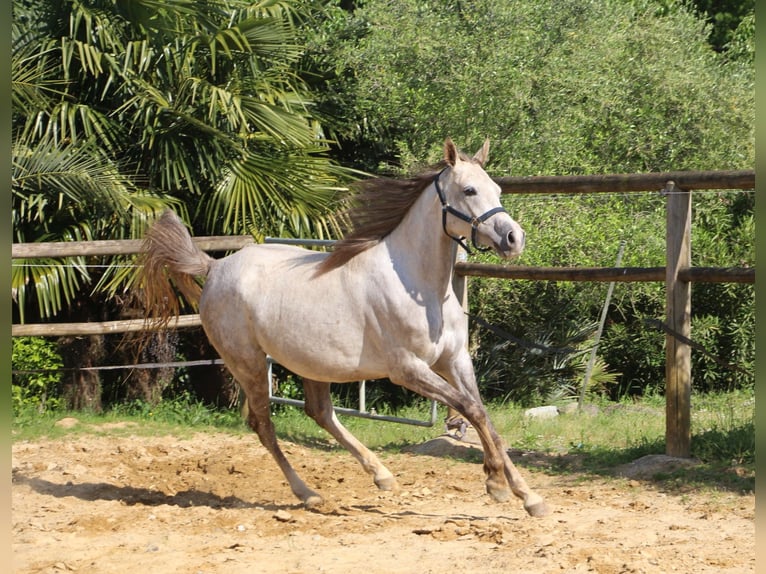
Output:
[383,184,457,293]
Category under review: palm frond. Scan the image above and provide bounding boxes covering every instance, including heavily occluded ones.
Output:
[235,14,302,61]
[12,137,178,319]
[12,40,64,116]
[208,146,351,237]
[12,256,88,323]
[12,0,355,322]
[14,139,131,221]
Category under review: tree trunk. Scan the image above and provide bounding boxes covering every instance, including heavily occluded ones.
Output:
[59,334,104,412]
[184,333,236,407]
[124,330,177,404]
[56,288,110,411]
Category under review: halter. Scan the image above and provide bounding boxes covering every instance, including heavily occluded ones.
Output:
[433,168,507,254]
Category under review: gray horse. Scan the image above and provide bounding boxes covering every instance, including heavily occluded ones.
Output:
[139,139,550,517]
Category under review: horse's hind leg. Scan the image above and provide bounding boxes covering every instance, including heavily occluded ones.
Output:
[302,379,399,492]
[227,356,323,508]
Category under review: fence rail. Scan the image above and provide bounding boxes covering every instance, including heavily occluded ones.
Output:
[454,263,754,283]
[12,169,755,450]
[495,169,753,194]
[10,260,754,338]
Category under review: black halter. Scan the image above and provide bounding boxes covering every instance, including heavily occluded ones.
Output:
[433,168,507,254]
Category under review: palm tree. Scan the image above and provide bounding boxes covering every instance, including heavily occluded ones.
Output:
[107,0,351,237]
[13,0,354,408]
[14,0,352,318]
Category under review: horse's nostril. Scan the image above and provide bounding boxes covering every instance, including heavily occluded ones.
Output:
[507,230,515,245]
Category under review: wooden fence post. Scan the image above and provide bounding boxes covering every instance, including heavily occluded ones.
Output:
[452,248,469,329]
[665,181,692,457]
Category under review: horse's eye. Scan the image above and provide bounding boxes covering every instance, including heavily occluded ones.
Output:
[463,186,477,196]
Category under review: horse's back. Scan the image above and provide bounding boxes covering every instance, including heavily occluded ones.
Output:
[200,243,332,325]
[198,243,384,381]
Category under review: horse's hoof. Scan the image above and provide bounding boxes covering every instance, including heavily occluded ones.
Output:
[374,475,399,492]
[524,499,551,517]
[486,482,511,503]
[303,494,324,510]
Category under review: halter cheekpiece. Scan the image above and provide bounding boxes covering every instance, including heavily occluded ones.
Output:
[433,168,507,254]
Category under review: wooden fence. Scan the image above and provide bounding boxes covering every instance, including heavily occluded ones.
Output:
[11,169,755,457]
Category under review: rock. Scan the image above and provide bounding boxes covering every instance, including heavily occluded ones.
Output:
[524,406,559,419]
[558,402,600,416]
[273,510,294,522]
[615,454,700,480]
[401,435,483,460]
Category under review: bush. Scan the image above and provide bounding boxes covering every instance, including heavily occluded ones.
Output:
[312,0,753,175]
[12,337,64,414]
[303,0,753,403]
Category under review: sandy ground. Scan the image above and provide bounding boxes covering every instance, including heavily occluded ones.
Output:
[12,420,754,574]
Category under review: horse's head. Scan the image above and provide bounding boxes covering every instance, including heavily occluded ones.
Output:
[434,138,525,258]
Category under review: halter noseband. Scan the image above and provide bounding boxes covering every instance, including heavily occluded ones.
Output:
[433,168,507,254]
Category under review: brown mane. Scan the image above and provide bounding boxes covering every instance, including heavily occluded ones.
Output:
[316,164,443,274]
[317,147,484,274]
[317,151,482,275]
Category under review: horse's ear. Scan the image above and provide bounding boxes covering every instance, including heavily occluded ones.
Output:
[444,138,459,166]
[473,138,490,166]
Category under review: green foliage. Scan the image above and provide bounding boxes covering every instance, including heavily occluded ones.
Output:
[471,312,602,406]
[12,336,64,414]
[691,390,754,465]
[723,11,754,62]
[313,0,753,174]
[469,189,754,400]
[302,0,753,401]
[268,367,305,414]
[687,190,755,390]
[12,0,355,323]
[468,193,667,400]
[687,0,755,54]
[694,418,754,465]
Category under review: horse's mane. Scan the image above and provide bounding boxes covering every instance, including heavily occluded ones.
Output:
[316,168,439,274]
[317,152,476,275]
[317,164,446,274]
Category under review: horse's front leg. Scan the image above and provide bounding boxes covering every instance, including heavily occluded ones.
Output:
[394,352,549,517]
[302,379,398,491]
[436,350,550,517]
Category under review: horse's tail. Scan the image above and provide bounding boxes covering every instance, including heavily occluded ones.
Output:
[139,210,213,326]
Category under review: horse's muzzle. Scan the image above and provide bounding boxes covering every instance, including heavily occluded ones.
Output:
[495,220,525,258]
[507,227,525,249]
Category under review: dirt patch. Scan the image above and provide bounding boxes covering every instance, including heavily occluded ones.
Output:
[12,428,754,573]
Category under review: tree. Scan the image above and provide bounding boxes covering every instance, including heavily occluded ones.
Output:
[687,0,755,53]
[304,0,754,400]
[12,0,355,408]
[314,0,753,174]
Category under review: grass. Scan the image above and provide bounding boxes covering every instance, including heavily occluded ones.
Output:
[12,388,754,494]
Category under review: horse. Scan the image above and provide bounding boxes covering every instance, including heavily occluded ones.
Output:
[139,138,550,517]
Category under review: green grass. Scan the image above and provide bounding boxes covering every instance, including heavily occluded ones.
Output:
[13,389,754,494]
[11,391,247,442]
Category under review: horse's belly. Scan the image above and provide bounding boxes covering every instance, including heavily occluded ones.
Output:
[252,292,456,382]
[256,316,389,383]
[267,345,389,383]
